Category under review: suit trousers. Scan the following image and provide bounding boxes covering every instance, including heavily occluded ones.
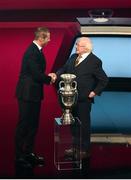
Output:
[15,99,41,158]
[72,100,92,152]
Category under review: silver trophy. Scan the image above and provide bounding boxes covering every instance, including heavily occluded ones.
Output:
[59,73,78,125]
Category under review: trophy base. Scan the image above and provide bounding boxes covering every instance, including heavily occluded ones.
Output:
[54,117,81,170]
[61,113,75,125]
[60,117,75,125]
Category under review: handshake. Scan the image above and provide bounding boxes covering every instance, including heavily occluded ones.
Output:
[48,73,57,84]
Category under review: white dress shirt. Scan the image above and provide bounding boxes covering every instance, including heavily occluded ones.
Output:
[77,52,91,65]
[33,41,42,51]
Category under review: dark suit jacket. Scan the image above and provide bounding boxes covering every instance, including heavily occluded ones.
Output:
[16,43,51,102]
[56,53,109,102]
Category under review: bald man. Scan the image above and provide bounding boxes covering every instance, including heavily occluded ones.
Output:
[56,37,108,164]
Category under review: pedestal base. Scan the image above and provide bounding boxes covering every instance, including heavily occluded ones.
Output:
[54,117,81,170]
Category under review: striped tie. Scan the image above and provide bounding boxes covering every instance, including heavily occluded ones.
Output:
[75,55,82,67]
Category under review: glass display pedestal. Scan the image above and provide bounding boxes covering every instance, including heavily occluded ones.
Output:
[54,117,81,170]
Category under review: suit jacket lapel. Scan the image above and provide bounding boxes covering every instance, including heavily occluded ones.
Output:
[74,53,91,67]
[32,43,46,70]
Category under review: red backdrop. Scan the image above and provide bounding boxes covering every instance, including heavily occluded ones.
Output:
[0,22,80,176]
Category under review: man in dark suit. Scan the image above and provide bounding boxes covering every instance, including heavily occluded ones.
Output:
[15,27,56,168]
[56,37,108,165]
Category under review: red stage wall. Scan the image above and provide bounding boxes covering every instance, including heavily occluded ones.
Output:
[0,22,80,177]
[0,0,131,10]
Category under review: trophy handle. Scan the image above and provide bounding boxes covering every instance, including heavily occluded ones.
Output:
[72,81,77,89]
[61,96,66,106]
[59,81,65,89]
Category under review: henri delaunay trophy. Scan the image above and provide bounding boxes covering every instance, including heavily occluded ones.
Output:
[58,73,78,125]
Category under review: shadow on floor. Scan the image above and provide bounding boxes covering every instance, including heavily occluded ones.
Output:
[15,164,35,178]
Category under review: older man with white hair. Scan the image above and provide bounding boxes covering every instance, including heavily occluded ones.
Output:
[56,36,108,169]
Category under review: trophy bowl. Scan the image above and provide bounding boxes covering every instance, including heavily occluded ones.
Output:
[59,74,78,125]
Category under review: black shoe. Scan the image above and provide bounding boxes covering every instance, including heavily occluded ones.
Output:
[15,157,32,168]
[25,153,44,166]
[64,148,89,160]
[64,148,79,160]
[64,148,78,155]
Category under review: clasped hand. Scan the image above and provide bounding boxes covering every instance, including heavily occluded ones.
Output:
[48,73,57,84]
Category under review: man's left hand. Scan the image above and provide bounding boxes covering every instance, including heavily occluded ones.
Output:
[88,91,96,98]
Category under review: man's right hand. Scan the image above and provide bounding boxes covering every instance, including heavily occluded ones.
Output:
[48,73,57,84]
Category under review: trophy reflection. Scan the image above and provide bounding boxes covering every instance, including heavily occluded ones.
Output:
[59,73,78,125]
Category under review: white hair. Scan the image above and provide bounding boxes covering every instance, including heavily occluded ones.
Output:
[77,37,93,52]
